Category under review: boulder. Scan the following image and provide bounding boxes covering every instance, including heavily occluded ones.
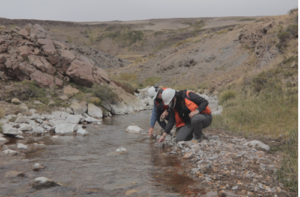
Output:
[70,101,85,115]
[15,116,29,123]
[58,50,75,73]
[66,59,95,86]
[88,103,103,118]
[59,95,68,101]
[30,70,55,87]
[63,85,79,96]
[42,43,59,65]
[0,54,6,63]
[32,177,59,189]
[55,123,77,135]
[18,46,33,60]
[29,24,50,42]
[5,171,25,178]
[19,24,32,37]
[48,99,55,106]
[2,124,22,135]
[66,115,82,124]
[243,140,270,151]
[11,98,21,104]
[17,143,28,150]
[19,124,32,131]
[19,104,29,112]
[2,149,18,156]
[76,125,89,136]
[125,125,142,134]
[28,55,56,75]
[32,163,45,171]
[0,137,8,145]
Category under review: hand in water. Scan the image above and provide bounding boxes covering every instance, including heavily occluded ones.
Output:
[148,127,154,137]
[158,135,165,143]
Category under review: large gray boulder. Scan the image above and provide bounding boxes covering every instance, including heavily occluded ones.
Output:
[88,103,103,118]
[55,123,77,135]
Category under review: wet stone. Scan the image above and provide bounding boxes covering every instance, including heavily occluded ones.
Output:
[32,177,60,189]
[5,170,25,178]
[32,163,45,171]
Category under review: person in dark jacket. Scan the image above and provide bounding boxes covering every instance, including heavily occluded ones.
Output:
[158,88,212,143]
[147,86,169,137]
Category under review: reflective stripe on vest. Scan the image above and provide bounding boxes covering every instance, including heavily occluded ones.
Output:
[155,87,168,110]
[174,91,211,128]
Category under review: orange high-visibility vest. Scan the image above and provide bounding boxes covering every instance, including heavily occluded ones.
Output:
[155,87,168,110]
[174,91,211,128]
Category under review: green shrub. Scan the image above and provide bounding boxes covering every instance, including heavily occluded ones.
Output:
[219,90,236,104]
[91,84,118,105]
[277,24,298,49]
[3,80,47,101]
[0,124,2,133]
[121,30,144,44]
[112,80,135,95]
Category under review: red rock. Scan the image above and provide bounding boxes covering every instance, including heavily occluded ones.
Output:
[66,59,95,86]
[30,24,49,41]
[54,40,69,50]
[28,55,56,75]
[183,152,193,159]
[30,70,54,87]
[0,45,7,53]
[42,43,59,64]
[19,24,32,37]
[0,37,5,44]
[54,77,63,87]
[0,54,6,63]
[37,38,53,46]
[18,46,33,60]
[58,50,75,73]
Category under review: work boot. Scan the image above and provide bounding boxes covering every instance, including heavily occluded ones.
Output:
[192,135,203,143]
[203,134,209,140]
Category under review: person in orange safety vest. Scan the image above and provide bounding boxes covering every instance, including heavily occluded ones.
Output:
[158,88,212,143]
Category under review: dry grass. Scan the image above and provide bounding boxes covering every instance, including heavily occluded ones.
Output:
[0,108,4,119]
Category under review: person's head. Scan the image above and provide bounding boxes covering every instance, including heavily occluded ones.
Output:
[148,86,160,100]
[162,88,176,108]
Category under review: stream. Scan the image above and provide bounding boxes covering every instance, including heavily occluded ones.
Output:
[0,110,222,197]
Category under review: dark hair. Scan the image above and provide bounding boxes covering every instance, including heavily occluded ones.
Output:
[174,91,183,111]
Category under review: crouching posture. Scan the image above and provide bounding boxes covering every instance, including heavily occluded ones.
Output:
[147,86,169,137]
[158,88,212,143]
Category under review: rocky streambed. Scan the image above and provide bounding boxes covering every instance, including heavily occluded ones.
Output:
[0,109,294,197]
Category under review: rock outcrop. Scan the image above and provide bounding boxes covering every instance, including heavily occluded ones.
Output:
[0,24,146,115]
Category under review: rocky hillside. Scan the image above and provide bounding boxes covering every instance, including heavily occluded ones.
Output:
[0,24,144,115]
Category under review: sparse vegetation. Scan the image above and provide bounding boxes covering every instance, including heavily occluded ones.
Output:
[143,77,161,86]
[0,108,4,119]
[66,36,73,43]
[219,90,236,104]
[112,80,136,95]
[275,129,298,192]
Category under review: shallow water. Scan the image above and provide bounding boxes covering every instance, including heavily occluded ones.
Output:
[0,110,224,197]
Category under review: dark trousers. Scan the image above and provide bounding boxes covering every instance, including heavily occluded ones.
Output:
[176,113,212,142]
